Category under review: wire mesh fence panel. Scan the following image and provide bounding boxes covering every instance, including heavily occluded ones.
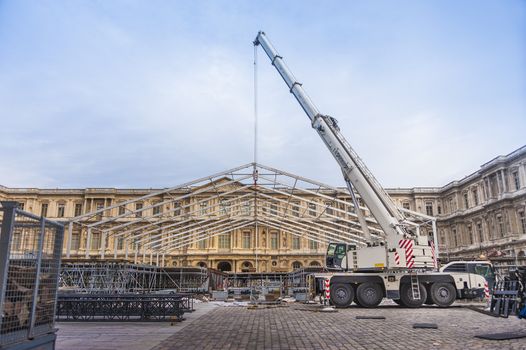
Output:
[0,202,64,347]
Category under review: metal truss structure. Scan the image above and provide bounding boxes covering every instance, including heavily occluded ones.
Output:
[65,163,435,267]
[59,260,213,293]
[56,293,194,321]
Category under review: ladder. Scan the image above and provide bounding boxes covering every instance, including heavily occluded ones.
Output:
[410,273,421,300]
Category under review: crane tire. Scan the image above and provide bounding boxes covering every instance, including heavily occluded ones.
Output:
[400,283,427,308]
[330,283,354,308]
[356,282,383,308]
[430,282,456,307]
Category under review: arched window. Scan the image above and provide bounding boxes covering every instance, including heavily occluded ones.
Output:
[309,261,321,266]
[292,261,302,270]
[217,261,232,272]
[197,261,207,268]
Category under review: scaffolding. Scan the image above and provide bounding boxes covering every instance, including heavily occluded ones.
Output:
[59,260,219,293]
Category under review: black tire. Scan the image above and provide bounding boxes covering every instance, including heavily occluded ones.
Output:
[330,283,354,308]
[430,282,456,307]
[356,282,383,308]
[399,283,427,308]
[354,294,362,307]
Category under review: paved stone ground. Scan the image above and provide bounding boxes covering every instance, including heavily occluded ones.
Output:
[152,304,526,350]
[55,302,219,350]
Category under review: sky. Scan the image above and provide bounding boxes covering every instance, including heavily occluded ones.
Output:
[0,0,525,189]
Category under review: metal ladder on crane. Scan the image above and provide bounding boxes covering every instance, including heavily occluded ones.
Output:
[410,272,421,300]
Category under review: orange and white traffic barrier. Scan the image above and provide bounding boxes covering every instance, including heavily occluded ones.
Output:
[484,281,490,300]
[430,241,438,269]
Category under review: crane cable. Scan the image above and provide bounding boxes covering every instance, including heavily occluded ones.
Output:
[253,43,258,167]
[253,43,259,272]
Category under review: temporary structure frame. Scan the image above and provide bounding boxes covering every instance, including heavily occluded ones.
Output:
[64,163,433,267]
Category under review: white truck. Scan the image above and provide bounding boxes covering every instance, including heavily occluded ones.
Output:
[254,31,487,307]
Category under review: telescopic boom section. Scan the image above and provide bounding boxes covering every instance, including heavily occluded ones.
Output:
[254,31,409,242]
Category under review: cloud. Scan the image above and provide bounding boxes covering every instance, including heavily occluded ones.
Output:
[0,1,524,189]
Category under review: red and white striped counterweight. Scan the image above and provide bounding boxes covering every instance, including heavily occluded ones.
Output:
[398,239,415,268]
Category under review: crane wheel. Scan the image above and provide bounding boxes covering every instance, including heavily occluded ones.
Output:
[430,282,456,307]
[399,283,427,308]
[330,283,354,308]
[356,282,383,308]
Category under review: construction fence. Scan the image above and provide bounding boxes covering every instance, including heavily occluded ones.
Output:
[0,201,64,349]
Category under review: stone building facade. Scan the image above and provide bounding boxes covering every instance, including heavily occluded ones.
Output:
[0,146,525,273]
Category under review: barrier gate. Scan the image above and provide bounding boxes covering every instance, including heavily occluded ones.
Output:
[0,201,64,349]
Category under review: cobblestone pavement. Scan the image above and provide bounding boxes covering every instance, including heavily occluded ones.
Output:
[153,304,526,350]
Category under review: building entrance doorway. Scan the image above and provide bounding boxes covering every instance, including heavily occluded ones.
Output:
[217,261,232,272]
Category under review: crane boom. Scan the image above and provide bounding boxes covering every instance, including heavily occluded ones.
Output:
[254,31,408,244]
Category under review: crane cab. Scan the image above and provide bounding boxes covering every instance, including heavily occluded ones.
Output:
[326,243,355,270]
[326,243,388,271]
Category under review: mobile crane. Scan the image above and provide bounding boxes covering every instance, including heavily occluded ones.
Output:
[254,31,487,308]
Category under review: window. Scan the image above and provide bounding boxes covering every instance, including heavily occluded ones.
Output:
[463,193,469,209]
[198,238,207,249]
[18,202,25,211]
[477,222,484,242]
[95,201,104,219]
[437,205,442,215]
[452,228,458,247]
[118,204,126,215]
[467,225,473,245]
[270,232,279,250]
[57,203,65,218]
[270,202,278,215]
[12,232,21,250]
[174,202,181,216]
[513,171,521,190]
[292,201,300,217]
[325,202,334,216]
[71,233,80,250]
[402,202,410,210]
[40,203,48,217]
[153,203,161,215]
[220,199,230,215]
[497,215,505,237]
[91,232,101,249]
[200,201,208,215]
[292,261,302,270]
[135,203,143,217]
[518,211,526,234]
[218,233,231,249]
[472,189,479,206]
[443,263,468,273]
[425,202,433,216]
[75,203,83,216]
[242,231,251,249]
[308,203,317,216]
[117,237,124,250]
[292,236,300,250]
[309,239,318,250]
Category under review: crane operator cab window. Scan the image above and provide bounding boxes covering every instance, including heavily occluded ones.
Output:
[441,262,496,290]
[326,243,353,270]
